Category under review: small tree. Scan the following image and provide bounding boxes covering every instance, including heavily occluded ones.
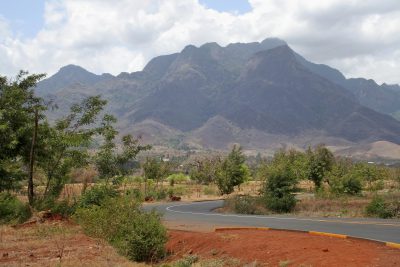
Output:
[95,114,151,184]
[262,164,297,213]
[36,96,107,199]
[189,155,222,185]
[142,157,170,193]
[216,145,249,195]
[306,145,334,189]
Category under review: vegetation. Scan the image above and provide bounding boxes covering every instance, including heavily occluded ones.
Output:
[2,69,400,264]
[216,145,249,195]
[0,192,31,224]
[74,195,167,262]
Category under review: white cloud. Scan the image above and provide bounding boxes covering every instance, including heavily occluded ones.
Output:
[0,0,400,84]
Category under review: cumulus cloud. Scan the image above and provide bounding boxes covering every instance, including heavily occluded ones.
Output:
[0,0,399,84]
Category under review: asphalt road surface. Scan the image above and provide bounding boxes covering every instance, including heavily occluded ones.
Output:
[146,200,400,243]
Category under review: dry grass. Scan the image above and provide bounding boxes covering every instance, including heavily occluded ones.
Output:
[294,197,371,217]
[0,222,147,267]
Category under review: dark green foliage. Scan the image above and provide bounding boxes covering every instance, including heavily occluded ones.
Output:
[306,145,334,189]
[262,164,297,213]
[0,192,31,224]
[0,71,46,192]
[78,185,118,208]
[74,196,167,262]
[365,196,394,219]
[216,145,249,195]
[125,210,167,262]
[341,174,362,195]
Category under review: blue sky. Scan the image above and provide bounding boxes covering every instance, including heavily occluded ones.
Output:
[0,0,251,38]
[0,0,45,38]
[200,0,251,14]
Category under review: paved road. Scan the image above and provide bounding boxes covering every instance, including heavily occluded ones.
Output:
[146,200,400,243]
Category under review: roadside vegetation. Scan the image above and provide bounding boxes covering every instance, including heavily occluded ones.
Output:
[1,71,399,265]
[224,146,400,218]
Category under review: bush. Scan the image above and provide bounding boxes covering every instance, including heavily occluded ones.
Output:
[341,174,362,195]
[78,185,118,207]
[365,196,400,219]
[0,192,31,224]
[126,188,144,201]
[74,196,167,262]
[51,199,77,217]
[264,193,296,213]
[146,188,168,200]
[329,173,363,196]
[34,197,76,218]
[262,165,297,213]
[229,195,258,214]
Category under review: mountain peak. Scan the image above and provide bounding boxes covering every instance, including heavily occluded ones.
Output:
[241,45,302,80]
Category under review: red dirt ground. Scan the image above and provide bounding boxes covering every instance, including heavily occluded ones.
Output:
[166,229,400,267]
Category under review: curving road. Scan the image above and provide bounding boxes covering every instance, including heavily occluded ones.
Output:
[146,200,400,243]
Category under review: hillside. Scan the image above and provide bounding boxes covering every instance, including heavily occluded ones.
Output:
[35,38,400,158]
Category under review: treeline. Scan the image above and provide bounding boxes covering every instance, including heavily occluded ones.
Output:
[0,72,165,262]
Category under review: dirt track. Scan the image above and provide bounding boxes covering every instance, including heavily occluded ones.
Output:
[167,229,400,266]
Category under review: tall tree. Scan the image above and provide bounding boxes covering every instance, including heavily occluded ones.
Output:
[0,71,46,199]
[36,95,107,198]
[216,145,249,195]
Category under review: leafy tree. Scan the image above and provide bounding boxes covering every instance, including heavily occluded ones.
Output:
[95,114,151,184]
[306,145,334,189]
[189,155,222,185]
[259,149,307,182]
[216,145,249,195]
[36,96,107,199]
[142,157,170,192]
[262,162,297,213]
[0,71,46,201]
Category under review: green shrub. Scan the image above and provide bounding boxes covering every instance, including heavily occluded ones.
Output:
[262,165,297,213]
[342,174,362,195]
[126,188,144,201]
[74,196,167,262]
[34,197,76,218]
[230,195,258,214]
[172,255,199,267]
[78,185,118,207]
[264,193,296,213]
[51,199,77,217]
[329,173,363,196]
[365,196,394,219]
[0,192,31,224]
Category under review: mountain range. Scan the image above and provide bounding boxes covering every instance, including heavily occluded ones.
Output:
[35,38,400,159]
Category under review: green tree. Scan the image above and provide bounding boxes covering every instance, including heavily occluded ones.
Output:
[262,163,297,213]
[142,157,170,192]
[0,71,46,200]
[306,145,334,189]
[36,96,107,198]
[216,145,249,195]
[95,114,151,184]
[189,155,222,185]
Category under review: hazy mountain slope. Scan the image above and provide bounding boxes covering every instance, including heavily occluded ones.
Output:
[36,64,113,95]
[34,38,400,151]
